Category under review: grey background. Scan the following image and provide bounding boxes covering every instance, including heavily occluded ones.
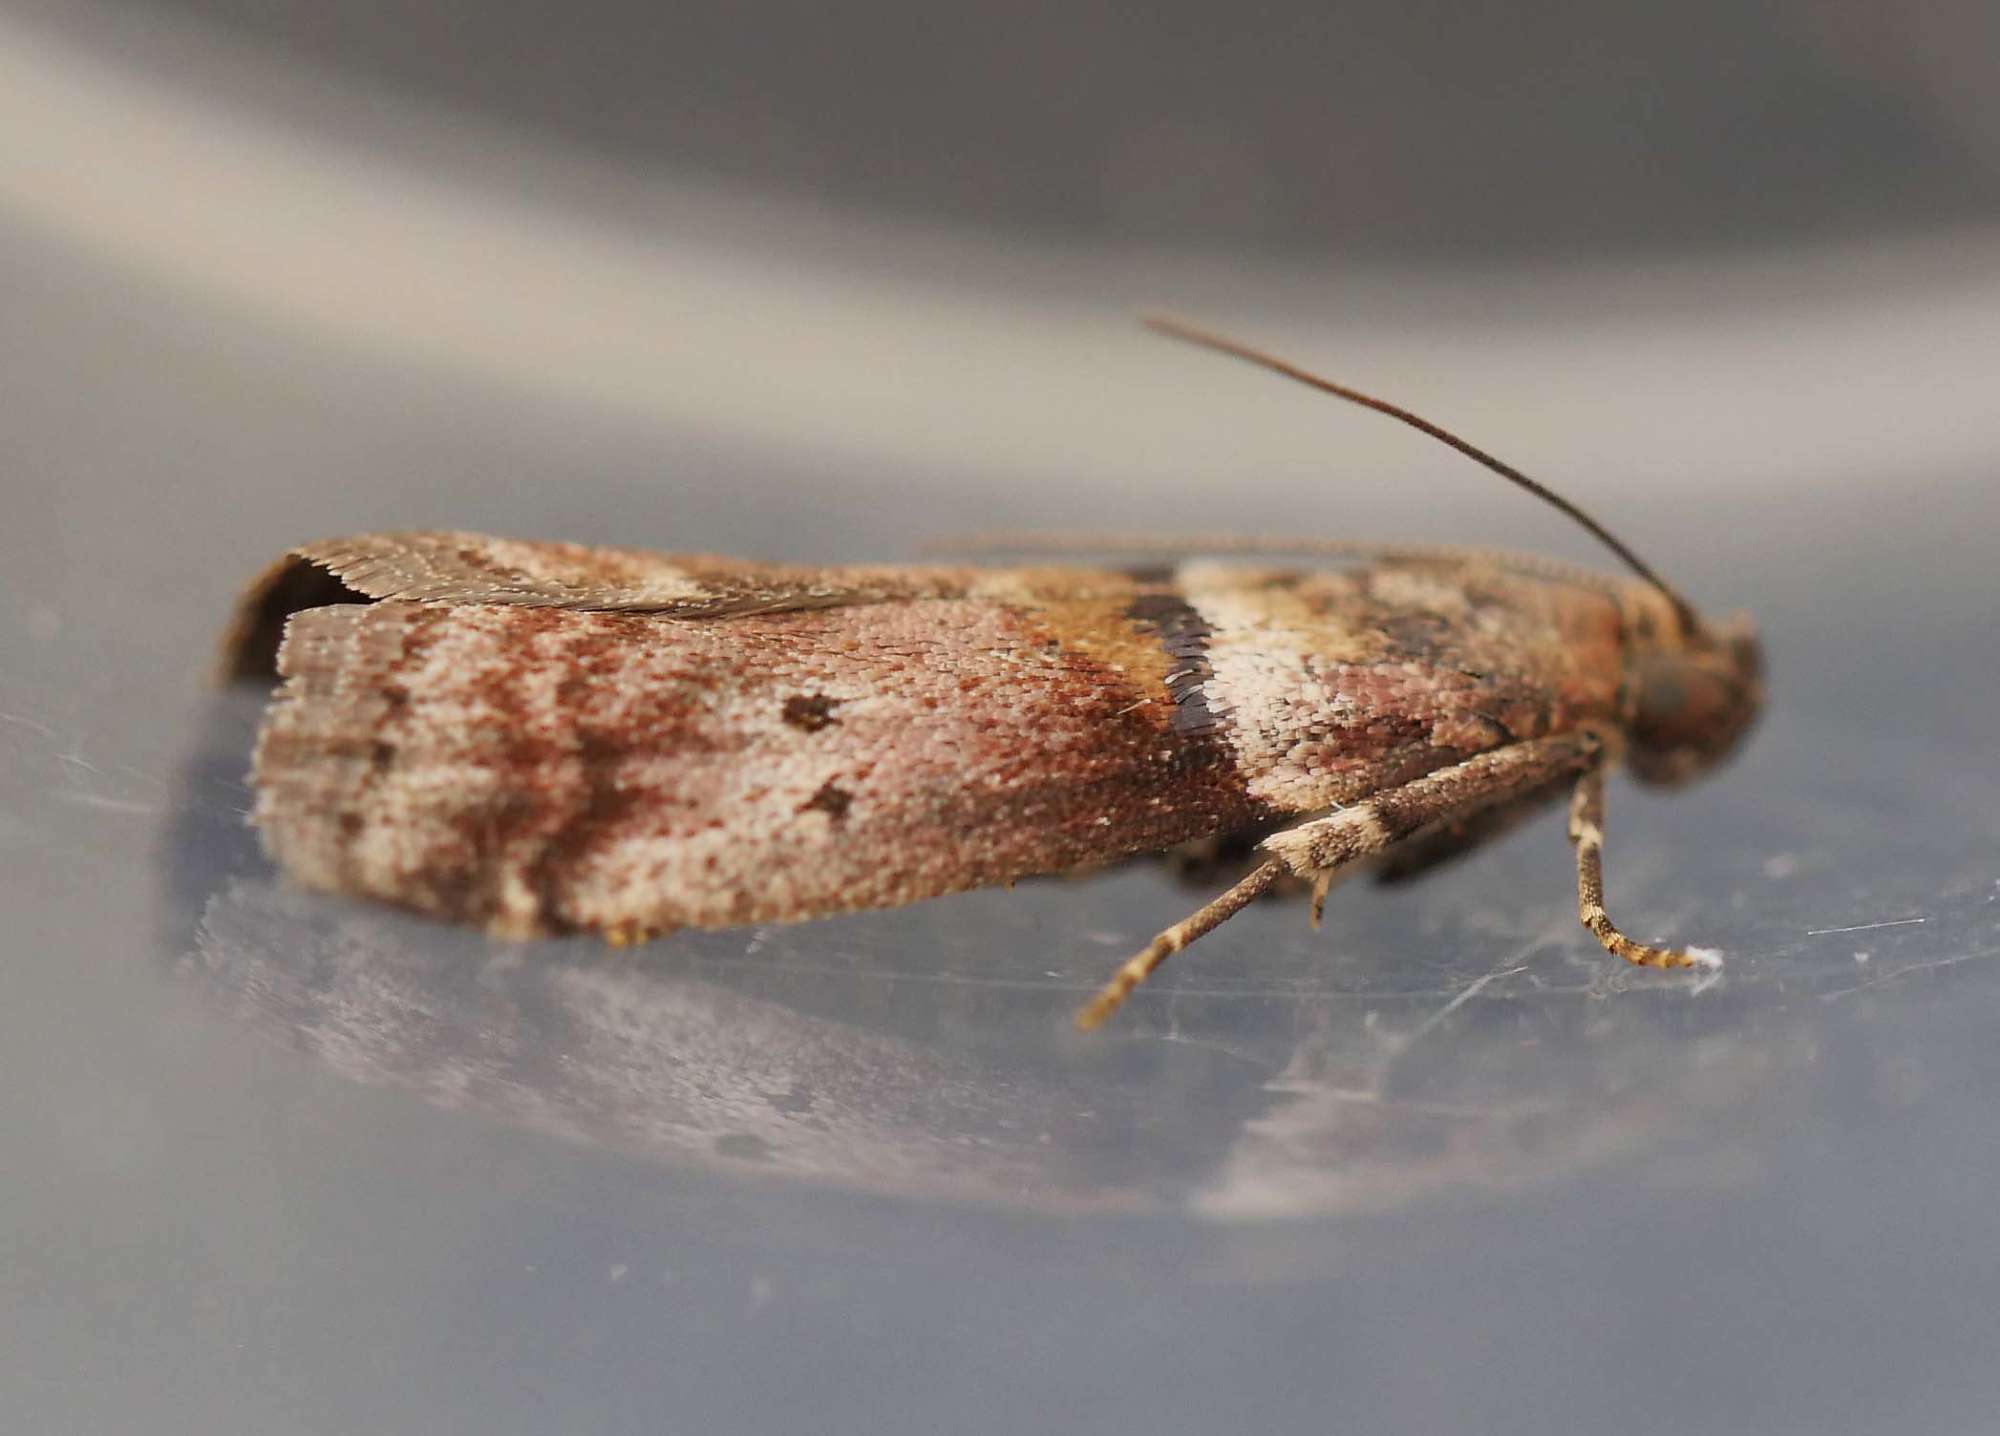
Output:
[69,0,2000,259]
[4,2,2000,1432]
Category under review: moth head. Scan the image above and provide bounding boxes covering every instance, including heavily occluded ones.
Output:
[1624,611,1763,787]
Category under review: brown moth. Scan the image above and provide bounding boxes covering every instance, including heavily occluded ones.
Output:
[221,317,1763,1029]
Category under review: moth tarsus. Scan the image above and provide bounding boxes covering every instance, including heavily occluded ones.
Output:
[226,319,1762,1033]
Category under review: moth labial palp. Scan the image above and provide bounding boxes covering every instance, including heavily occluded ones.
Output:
[221,317,1763,1034]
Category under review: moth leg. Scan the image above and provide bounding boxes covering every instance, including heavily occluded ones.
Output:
[1307,864,1371,928]
[1073,857,1291,1031]
[1077,734,1600,1029]
[1568,763,1721,971]
[1372,774,1572,886]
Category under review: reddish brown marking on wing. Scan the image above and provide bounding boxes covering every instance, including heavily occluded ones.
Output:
[254,596,1273,938]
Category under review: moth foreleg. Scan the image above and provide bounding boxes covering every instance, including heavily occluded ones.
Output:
[1568,763,1722,972]
[1077,734,1602,1029]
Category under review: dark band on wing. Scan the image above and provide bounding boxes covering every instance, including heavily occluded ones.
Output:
[1125,587,1221,740]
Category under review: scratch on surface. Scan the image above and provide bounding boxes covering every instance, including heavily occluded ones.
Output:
[1806,917,1927,936]
[1819,944,2000,1002]
[55,791,161,816]
[1400,964,1528,1048]
[1,711,59,741]
[1363,945,1543,1072]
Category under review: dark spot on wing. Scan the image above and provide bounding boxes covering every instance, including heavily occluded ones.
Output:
[801,780,853,822]
[782,693,842,731]
[1378,610,1453,656]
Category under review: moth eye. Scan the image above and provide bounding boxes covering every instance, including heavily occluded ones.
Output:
[1627,645,1761,787]
[1638,667,1686,721]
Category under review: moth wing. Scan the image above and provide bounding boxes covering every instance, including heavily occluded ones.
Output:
[220,531,982,680]
[252,594,1270,938]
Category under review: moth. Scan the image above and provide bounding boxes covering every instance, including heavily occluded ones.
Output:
[222,317,1762,1029]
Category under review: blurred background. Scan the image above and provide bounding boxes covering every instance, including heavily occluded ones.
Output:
[5,2,1999,1432]
[8,0,2000,554]
[35,0,2000,257]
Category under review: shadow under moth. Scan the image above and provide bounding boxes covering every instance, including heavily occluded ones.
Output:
[220,317,1763,1029]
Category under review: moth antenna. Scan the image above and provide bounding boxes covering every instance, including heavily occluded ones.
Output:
[1141,312,1703,636]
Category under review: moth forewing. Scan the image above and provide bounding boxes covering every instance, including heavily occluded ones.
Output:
[249,551,1280,941]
